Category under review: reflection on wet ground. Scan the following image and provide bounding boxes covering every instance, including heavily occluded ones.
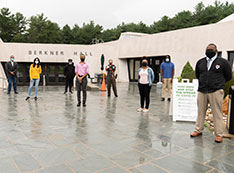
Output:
[0,83,234,173]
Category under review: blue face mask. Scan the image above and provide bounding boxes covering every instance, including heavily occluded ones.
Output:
[11,58,14,61]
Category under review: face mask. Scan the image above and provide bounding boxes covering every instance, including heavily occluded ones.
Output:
[165,58,169,62]
[206,49,216,59]
[35,61,39,64]
[69,62,72,65]
[80,58,85,62]
[11,58,14,61]
[142,62,147,67]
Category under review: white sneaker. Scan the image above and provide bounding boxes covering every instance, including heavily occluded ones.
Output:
[137,108,143,112]
[143,109,149,113]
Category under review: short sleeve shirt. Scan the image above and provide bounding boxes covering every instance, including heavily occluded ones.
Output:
[160,62,174,78]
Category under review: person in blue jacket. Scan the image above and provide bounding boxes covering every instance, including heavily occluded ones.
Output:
[137,57,155,113]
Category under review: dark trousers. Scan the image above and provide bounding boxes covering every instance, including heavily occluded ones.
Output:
[8,75,17,92]
[65,78,73,92]
[76,77,87,104]
[107,74,117,96]
[138,83,151,109]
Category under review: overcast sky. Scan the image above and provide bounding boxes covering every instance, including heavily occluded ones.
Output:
[1,0,234,29]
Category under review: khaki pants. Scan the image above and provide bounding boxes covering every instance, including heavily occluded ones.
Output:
[195,89,224,137]
[162,78,172,98]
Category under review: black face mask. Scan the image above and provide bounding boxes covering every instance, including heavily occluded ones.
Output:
[80,58,85,62]
[206,49,216,59]
[142,62,148,67]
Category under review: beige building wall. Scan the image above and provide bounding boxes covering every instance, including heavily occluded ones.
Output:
[0,20,234,87]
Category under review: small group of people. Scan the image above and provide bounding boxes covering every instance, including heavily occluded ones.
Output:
[5,43,232,143]
[62,54,118,107]
[5,53,118,108]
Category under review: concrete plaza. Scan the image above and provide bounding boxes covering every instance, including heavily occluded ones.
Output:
[0,83,234,173]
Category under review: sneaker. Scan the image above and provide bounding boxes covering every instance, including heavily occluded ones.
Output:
[64,91,67,94]
[69,91,73,94]
[143,109,149,113]
[168,98,171,101]
[77,103,81,107]
[7,92,10,94]
[115,94,118,97]
[161,98,165,101]
[34,97,38,101]
[25,96,30,101]
[137,108,143,112]
[14,91,18,94]
[83,103,86,107]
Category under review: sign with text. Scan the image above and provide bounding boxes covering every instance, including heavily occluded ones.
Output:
[172,79,198,122]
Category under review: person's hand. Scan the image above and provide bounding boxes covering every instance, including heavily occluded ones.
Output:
[79,77,82,83]
[170,79,173,83]
[64,75,66,78]
[10,72,14,75]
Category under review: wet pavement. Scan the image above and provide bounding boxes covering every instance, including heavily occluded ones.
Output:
[0,82,234,173]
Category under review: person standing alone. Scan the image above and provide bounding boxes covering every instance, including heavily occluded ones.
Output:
[5,55,18,94]
[106,59,118,97]
[190,43,232,143]
[75,54,89,107]
[160,55,175,101]
[64,59,75,94]
[25,57,42,101]
[137,57,155,113]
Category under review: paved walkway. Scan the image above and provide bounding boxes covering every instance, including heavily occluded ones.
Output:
[0,83,234,173]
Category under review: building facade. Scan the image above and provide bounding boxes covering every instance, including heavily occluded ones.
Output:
[1,17,234,88]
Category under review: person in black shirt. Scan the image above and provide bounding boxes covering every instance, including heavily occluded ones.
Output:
[64,59,75,94]
[190,43,232,143]
[5,55,18,94]
[106,59,118,97]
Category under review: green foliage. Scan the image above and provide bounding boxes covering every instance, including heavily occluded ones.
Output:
[27,14,62,43]
[180,61,196,82]
[224,72,234,96]
[1,1,234,44]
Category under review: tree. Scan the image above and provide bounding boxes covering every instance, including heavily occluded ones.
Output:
[180,61,196,82]
[0,8,16,42]
[62,24,73,44]
[27,13,62,43]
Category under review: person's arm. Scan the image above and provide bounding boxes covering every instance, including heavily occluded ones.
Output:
[29,65,33,81]
[151,68,155,82]
[75,64,79,78]
[195,61,200,79]
[39,65,42,75]
[5,62,9,74]
[223,60,232,82]
[160,63,163,82]
[171,63,175,83]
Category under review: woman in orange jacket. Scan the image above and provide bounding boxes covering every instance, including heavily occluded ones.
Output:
[25,57,42,101]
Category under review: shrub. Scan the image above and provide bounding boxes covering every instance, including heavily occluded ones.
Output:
[180,61,196,82]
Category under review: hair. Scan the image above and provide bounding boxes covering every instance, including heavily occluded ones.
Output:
[33,57,41,68]
[109,59,113,62]
[207,43,217,50]
[10,55,14,59]
[80,53,85,58]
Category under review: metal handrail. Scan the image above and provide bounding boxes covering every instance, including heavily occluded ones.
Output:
[0,77,7,89]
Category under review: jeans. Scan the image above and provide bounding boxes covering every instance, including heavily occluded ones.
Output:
[8,75,17,92]
[28,79,40,97]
